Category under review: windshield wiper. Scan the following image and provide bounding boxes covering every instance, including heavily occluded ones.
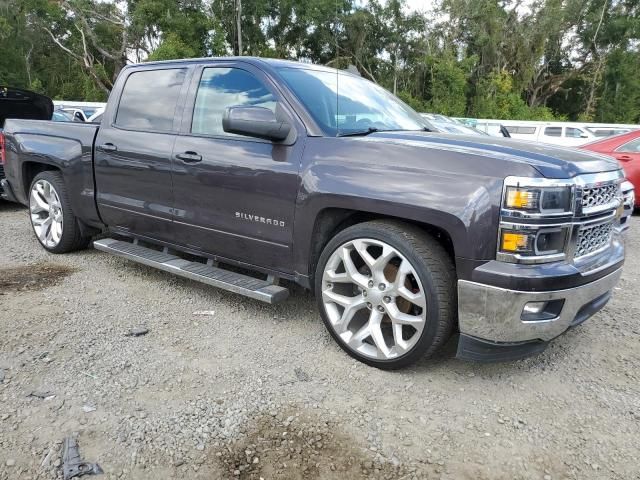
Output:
[338,126,432,137]
[337,127,380,137]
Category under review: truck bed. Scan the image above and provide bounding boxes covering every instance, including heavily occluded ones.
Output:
[1,119,101,225]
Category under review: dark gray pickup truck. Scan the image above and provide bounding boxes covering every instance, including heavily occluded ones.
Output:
[0,57,633,368]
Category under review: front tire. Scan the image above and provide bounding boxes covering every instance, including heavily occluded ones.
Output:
[315,220,456,369]
[29,171,90,253]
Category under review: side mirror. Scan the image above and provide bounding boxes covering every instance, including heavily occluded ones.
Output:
[74,111,85,122]
[222,105,291,142]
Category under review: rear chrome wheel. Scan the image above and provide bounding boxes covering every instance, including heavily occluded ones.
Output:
[30,179,64,248]
[28,171,90,254]
[321,238,427,360]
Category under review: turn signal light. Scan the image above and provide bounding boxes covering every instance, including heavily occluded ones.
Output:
[505,188,539,210]
[501,232,531,252]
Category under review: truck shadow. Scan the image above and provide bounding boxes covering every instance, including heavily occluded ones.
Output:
[0,199,24,212]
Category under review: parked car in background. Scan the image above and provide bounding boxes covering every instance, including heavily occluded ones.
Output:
[420,113,492,136]
[53,101,106,121]
[502,121,597,146]
[52,110,80,122]
[466,120,511,138]
[472,119,639,146]
[586,127,634,138]
[0,57,629,368]
[581,130,640,207]
[58,107,87,122]
[88,107,105,123]
[1,86,53,198]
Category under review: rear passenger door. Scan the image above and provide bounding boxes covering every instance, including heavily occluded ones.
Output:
[170,62,304,272]
[94,66,192,243]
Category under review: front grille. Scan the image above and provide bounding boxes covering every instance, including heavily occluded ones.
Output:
[574,221,613,258]
[581,184,618,210]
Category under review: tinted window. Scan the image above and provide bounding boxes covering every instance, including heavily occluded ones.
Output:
[594,130,613,137]
[565,127,584,138]
[116,68,186,131]
[192,68,276,136]
[505,126,536,134]
[617,138,640,153]
[279,67,426,136]
[544,127,562,137]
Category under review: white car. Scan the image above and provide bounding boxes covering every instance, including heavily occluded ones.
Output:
[502,122,595,147]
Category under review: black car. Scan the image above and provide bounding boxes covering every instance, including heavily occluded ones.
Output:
[0,87,53,195]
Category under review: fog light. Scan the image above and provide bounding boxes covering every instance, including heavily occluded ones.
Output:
[501,232,533,252]
[521,299,565,322]
[523,301,547,315]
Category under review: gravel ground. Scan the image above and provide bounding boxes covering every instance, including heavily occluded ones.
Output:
[1,200,639,480]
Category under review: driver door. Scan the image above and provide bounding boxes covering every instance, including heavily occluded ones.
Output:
[170,62,305,271]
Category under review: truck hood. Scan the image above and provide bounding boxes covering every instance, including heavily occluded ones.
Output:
[0,87,53,128]
[368,131,620,179]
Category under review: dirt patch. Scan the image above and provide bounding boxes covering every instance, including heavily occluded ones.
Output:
[0,263,76,293]
[214,411,418,480]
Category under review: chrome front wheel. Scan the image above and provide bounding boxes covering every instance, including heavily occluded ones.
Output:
[30,179,64,248]
[321,238,428,361]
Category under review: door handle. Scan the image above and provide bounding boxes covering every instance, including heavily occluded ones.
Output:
[98,143,117,153]
[617,155,632,162]
[175,151,202,163]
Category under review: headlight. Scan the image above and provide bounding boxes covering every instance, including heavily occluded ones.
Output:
[499,177,576,264]
[499,227,568,257]
[504,186,573,214]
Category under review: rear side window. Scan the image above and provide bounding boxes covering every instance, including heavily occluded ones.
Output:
[565,127,584,138]
[116,68,186,132]
[617,138,640,153]
[544,127,562,137]
[505,126,536,134]
[191,67,276,136]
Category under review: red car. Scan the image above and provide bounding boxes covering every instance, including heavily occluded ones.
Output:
[581,130,640,207]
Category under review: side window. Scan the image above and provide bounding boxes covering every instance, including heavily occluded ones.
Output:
[565,127,584,138]
[505,126,536,134]
[191,67,276,136]
[115,68,186,132]
[617,138,640,153]
[544,127,562,137]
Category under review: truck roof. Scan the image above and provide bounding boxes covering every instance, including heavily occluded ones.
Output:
[128,56,345,76]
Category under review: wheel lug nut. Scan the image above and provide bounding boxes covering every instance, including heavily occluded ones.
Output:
[383,296,391,303]
[377,305,384,312]
[378,283,386,290]
[366,302,372,309]
[368,280,374,288]
[327,282,333,289]
[362,291,367,297]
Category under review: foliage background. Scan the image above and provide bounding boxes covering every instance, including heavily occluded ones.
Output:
[1,0,639,122]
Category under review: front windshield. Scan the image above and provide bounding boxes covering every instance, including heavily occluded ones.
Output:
[278,67,427,136]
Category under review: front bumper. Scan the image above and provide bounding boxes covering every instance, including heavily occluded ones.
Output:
[456,267,622,360]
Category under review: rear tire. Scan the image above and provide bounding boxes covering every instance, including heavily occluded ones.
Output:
[28,171,90,254]
[315,220,456,369]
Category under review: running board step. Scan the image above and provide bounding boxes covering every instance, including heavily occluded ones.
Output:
[93,238,289,304]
